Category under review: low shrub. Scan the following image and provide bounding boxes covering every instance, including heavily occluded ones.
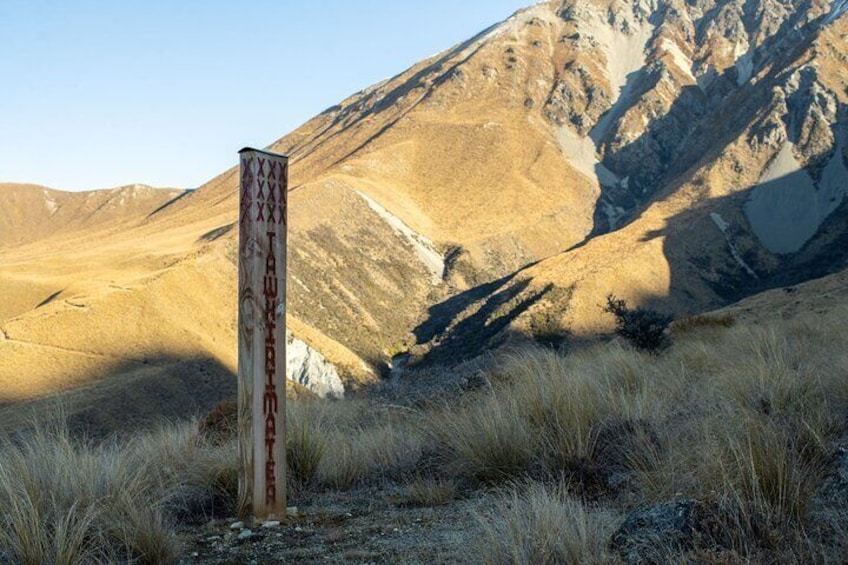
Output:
[603,294,672,353]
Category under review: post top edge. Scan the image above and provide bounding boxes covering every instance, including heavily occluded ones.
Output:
[239,147,289,160]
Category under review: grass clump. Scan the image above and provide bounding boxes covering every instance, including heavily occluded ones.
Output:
[474,482,617,564]
[0,417,243,563]
[434,346,655,491]
[287,400,425,489]
[435,396,535,484]
[722,415,826,522]
[319,415,424,489]
[0,423,175,563]
[287,401,328,488]
[405,477,457,507]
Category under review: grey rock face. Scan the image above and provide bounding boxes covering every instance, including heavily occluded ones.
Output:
[545,0,846,231]
[286,331,344,399]
[782,66,840,171]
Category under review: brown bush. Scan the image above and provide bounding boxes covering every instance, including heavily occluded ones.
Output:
[197,399,237,445]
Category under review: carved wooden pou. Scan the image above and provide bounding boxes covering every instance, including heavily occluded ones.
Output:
[237,147,288,520]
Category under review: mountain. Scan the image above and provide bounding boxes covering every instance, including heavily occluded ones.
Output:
[407,0,848,362]
[0,183,183,248]
[0,183,183,320]
[2,0,847,431]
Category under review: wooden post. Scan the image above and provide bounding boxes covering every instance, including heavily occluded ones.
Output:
[237,147,288,521]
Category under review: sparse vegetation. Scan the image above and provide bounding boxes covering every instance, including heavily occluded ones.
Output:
[0,420,236,563]
[603,293,673,353]
[3,304,848,562]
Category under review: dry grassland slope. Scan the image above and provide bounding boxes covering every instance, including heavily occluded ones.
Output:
[3,0,848,427]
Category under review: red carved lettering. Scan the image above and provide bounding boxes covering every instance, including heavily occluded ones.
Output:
[262,227,280,506]
[264,411,275,440]
[264,388,277,413]
[265,345,275,376]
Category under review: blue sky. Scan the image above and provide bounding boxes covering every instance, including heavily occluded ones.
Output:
[0,1,530,191]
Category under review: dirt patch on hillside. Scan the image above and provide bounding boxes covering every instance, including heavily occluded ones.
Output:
[178,485,492,564]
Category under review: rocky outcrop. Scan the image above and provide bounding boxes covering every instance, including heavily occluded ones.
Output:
[610,499,699,564]
[286,332,344,399]
[808,445,848,523]
[406,0,848,358]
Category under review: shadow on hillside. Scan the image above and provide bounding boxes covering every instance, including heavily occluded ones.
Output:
[589,70,754,238]
[0,354,236,440]
[412,277,554,366]
[407,155,847,371]
[198,223,235,243]
[639,163,848,316]
[413,273,518,344]
[147,189,194,218]
[35,289,64,308]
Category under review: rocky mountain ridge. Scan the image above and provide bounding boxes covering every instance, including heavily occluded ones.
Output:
[404,0,848,362]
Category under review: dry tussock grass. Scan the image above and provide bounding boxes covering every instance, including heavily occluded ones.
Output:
[432,344,660,490]
[475,482,618,564]
[0,419,237,563]
[441,305,848,560]
[434,395,536,484]
[2,304,847,561]
[404,477,458,507]
[671,312,736,335]
[282,399,428,489]
[616,306,848,559]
